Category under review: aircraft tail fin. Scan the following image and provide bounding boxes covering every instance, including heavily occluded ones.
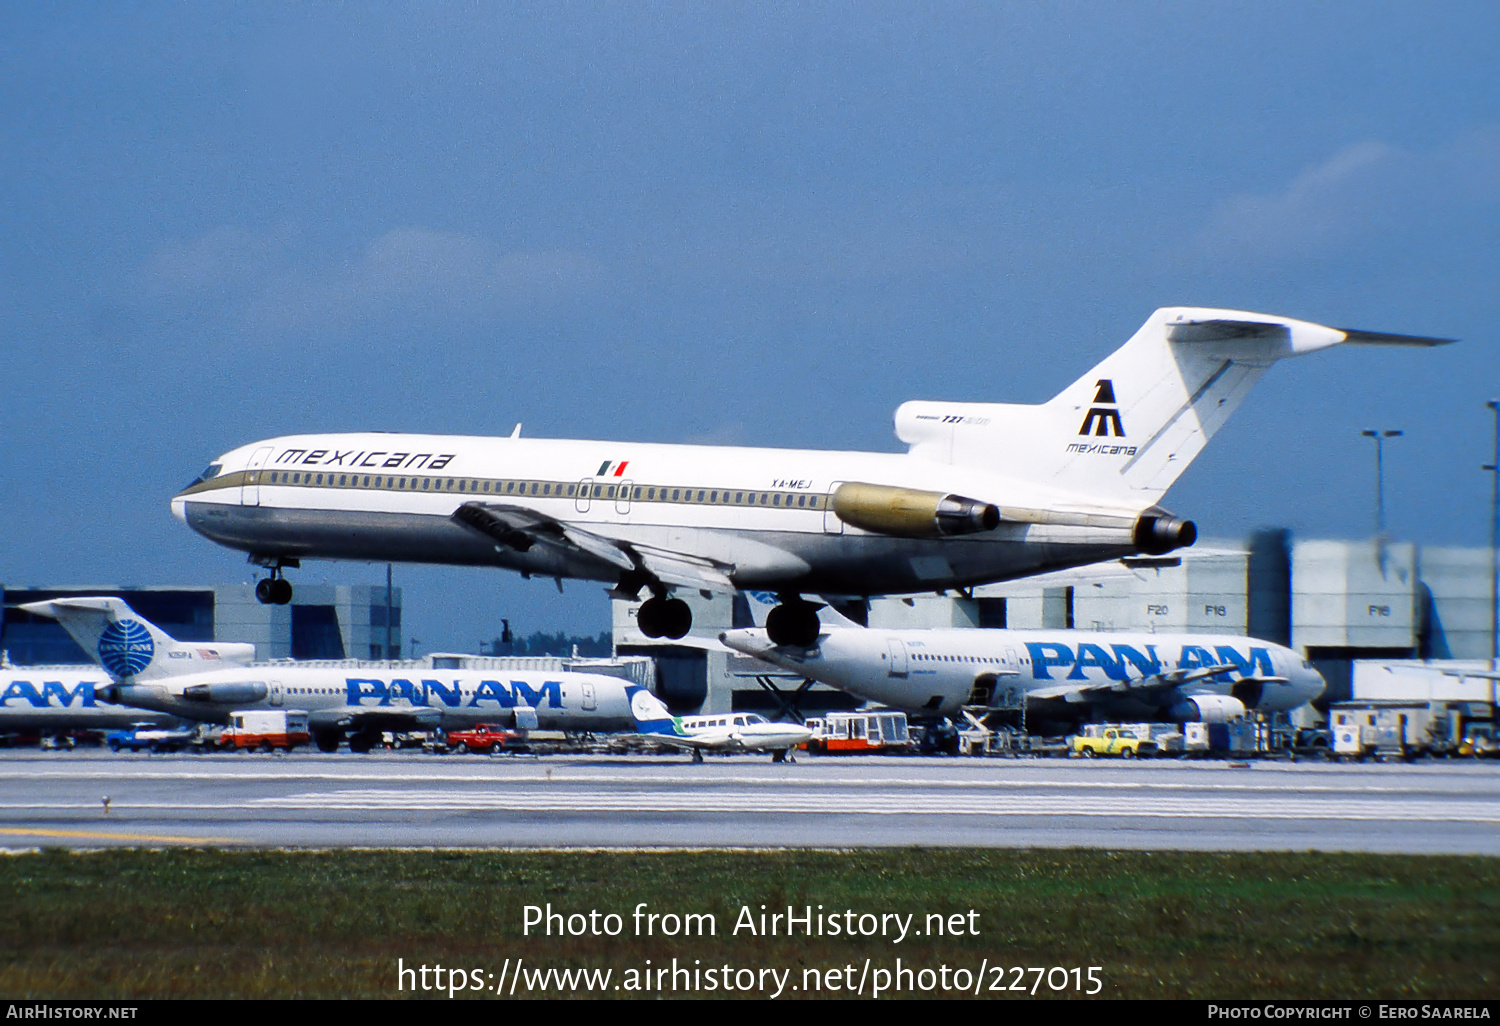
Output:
[626,684,684,736]
[17,597,256,681]
[895,307,1452,506]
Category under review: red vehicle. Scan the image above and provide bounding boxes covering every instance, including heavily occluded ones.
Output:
[446,724,523,754]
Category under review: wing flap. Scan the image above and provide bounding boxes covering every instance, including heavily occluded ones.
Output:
[632,545,735,592]
[453,501,735,592]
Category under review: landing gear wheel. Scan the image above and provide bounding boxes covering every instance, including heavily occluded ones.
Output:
[766,603,820,647]
[636,597,665,639]
[660,599,691,640]
[638,597,692,639]
[691,748,704,764]
[348,733,376,754]
[256,576,294,605]
[314,730,341,753]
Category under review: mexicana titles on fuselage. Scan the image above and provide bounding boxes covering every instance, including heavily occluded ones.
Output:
[171,307,1451,648]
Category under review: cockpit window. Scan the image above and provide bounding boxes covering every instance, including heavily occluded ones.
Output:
[184,463,223,489]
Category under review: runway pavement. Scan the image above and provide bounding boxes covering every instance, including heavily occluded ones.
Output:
[2,750,1499,853]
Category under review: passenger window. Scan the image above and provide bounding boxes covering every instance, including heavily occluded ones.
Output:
[735,492,744,503]
[315,474,324,485]
[696,490,705,501]
[672,489,681,501]
[530,482,539,495]
[634,487,642,499]
[541,483,549,495]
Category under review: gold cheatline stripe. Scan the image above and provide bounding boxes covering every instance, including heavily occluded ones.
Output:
[181,470,831,511]
[0,826,236,844]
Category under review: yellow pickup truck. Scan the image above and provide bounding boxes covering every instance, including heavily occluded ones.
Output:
[1070,728,1159,759]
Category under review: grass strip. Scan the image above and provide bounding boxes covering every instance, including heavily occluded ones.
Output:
[0,848,1496,998]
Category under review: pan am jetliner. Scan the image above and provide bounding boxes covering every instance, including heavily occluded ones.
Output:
[173,308,1449,647]
[25,597,677,754]
[720,613,1325,733]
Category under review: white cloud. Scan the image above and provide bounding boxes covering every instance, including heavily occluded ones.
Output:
[136,225,605,337]
[138,224,296,300]
[1198,126,1500,263]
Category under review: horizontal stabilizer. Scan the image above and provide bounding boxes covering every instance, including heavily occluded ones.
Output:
[1338,328,1456,347]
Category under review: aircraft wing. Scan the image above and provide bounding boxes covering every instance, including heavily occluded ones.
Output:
[615,730,720,750]
[1029,664,1287,704]
[452,501,735,591]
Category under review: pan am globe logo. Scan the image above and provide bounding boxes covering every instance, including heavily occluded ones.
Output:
[97,620,154,678]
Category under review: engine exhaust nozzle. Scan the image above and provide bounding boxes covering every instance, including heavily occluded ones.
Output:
[1133,514,1197,555]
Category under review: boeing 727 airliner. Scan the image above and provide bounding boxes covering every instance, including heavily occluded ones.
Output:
[25,597,678,753]
[173,307,1449,647]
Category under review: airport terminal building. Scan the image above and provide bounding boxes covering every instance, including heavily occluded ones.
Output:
[1,584,403,665]
[614,531,1499,717]
[6,530,1492,723]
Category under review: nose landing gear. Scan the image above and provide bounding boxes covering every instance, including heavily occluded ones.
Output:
[252,557,297,605]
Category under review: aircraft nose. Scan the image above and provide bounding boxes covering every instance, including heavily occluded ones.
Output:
[1304,666,1327,705]
[170,496,187,523]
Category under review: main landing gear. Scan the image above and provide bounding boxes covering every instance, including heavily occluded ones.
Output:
[636,595,692,640]
[765,597,821,648]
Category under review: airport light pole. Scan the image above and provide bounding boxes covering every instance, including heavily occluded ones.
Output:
[1485,402,1500,665]
[1361,429,1402,537]
[385,563,394,661]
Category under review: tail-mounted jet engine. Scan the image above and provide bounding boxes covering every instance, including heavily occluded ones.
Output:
[1132,513,1197,555]
[831,483,1000,538]
[1168,694,1247,723]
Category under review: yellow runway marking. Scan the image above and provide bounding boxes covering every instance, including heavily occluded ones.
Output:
[0,826,235,844]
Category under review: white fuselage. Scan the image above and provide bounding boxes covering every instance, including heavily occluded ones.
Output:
[0,668,177,730]
[104,663,648,733]
[675,713,814,752]
[721,627,1325,721]
[172,432,1154,597]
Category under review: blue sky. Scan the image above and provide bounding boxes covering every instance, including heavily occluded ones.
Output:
[2,3,1497,647]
